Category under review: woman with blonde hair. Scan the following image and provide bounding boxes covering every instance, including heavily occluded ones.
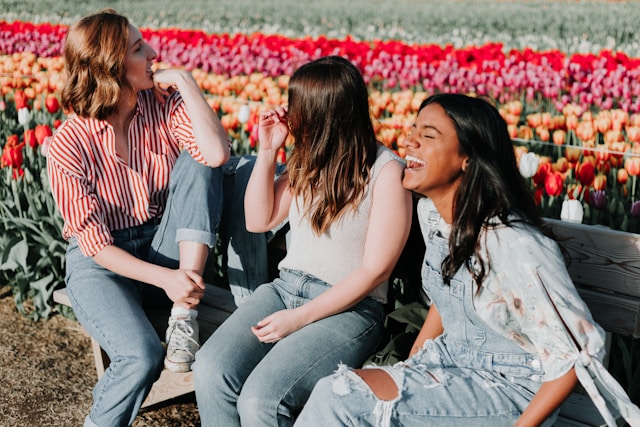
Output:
[47,9,229,426]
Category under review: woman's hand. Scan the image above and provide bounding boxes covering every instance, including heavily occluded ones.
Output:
[151,68,190,104]
[251,308,305,343]
[258,106,289,153]
[161,269,206,308]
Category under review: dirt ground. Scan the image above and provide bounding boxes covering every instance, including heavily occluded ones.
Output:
[0,286,201,427]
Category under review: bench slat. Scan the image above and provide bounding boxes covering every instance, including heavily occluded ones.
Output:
[547,219,640,298]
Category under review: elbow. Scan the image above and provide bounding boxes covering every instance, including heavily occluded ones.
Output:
[245,219,270,233]
[207,149,231,168]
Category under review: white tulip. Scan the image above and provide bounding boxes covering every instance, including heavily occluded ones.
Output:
[560,199,584,223]
[17,107,30,126]
[238,105,251,124]
[518,152,539,178]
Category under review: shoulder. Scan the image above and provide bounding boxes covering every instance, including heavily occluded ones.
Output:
[372,145,405,180]
[482,220,563,269]
[48,115,91,159]
[375,145,404,167]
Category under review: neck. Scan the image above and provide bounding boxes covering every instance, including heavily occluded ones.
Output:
[107,92,137,129]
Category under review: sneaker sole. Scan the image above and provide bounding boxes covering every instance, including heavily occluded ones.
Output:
[164,358,193,373]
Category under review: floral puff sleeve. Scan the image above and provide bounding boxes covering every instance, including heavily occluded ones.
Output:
[479,223,640,426]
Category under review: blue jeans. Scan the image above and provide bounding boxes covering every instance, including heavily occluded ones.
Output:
[193,269,385,427]
[296,200,551,427]
[219,155,288,306]
[65,152,222,427]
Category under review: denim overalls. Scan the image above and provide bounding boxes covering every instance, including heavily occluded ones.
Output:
[296,199,553,427]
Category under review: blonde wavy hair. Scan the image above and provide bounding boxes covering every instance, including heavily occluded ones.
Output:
[61,9,132,119]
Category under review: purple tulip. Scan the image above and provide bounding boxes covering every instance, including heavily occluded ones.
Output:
[590,190,608,210]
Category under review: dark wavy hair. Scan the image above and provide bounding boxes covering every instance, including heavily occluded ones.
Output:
[286,56,379,235]
[421,94,551,288]
[61,9,132,119]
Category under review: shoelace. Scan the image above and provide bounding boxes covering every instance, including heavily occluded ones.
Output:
[168,320,199,355]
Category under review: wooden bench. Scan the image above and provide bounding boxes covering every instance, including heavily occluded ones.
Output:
[53,283,237,408]
[548,218,639,427]
[53,217,639,424]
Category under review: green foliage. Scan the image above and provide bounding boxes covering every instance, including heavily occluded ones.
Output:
[0,144,66,321]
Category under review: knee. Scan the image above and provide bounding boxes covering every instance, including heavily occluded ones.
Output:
[192,343,227,392]
[115,340,164,382]
[237,391,264,422]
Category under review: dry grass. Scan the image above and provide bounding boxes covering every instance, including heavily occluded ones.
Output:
[0,286,201,427]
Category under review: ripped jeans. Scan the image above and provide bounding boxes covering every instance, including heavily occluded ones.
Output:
[295,336,552,427]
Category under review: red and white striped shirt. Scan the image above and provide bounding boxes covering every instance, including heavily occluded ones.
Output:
[47,89,208,257]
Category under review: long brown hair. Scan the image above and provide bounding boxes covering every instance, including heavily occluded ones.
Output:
[286,56,379,235]
[60,9,131,119]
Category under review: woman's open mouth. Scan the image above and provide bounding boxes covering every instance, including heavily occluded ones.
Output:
[404,154,425,170]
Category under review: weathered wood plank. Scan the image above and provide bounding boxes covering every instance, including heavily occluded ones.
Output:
[547,219,640,298]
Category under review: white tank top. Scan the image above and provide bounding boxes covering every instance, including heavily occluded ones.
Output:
[278,145,403,303]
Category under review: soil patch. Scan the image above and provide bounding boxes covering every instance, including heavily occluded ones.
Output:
[0,286,200,426]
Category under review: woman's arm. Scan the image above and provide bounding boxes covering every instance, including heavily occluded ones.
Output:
[153,68,230,167]
[251,160,413,342]
[92,245,205,307]
[244,107,293,232]
[408,304,444,357]
[515,368,578,426]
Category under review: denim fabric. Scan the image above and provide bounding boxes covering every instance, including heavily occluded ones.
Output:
[193,268,385,427]
[295,203,553,427]
[219,155,288,306]
[64,151,223,427]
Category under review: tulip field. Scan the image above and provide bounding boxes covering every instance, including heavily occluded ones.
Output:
[2,0,640,322]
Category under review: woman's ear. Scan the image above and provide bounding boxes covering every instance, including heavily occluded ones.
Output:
[462,157,470,172]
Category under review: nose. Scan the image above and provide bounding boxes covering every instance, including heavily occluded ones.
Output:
[402,129,418,148]
[147,44,158,61]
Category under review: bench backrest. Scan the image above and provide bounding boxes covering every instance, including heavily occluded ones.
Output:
[546,218,640,338]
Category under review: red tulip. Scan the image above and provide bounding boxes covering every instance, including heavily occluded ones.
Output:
[1,135,25,169]
[34,124,52,145]
[544,171,564,197]
[575,161,595,186]
[24,129,37,148]
[13,89,28,110]
[45,94,60,114]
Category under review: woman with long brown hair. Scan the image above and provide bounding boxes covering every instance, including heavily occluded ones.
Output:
[193,55,413,426]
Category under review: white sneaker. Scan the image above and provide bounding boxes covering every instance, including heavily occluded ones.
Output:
[164,313,200,373]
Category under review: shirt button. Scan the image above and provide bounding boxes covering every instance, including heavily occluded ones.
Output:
[531,359,541,369]
[530,374,540,382]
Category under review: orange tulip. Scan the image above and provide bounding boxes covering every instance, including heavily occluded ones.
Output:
[625,157,640,177]
[565,147,582,164]
[618,168,629,185]
[536,126,550,142]
[566,115,579,131]
[527,113,542,128]
[593,174,607,191]
[552,130,566,146]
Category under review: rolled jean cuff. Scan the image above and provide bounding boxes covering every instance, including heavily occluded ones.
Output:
[176,228,217,248]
